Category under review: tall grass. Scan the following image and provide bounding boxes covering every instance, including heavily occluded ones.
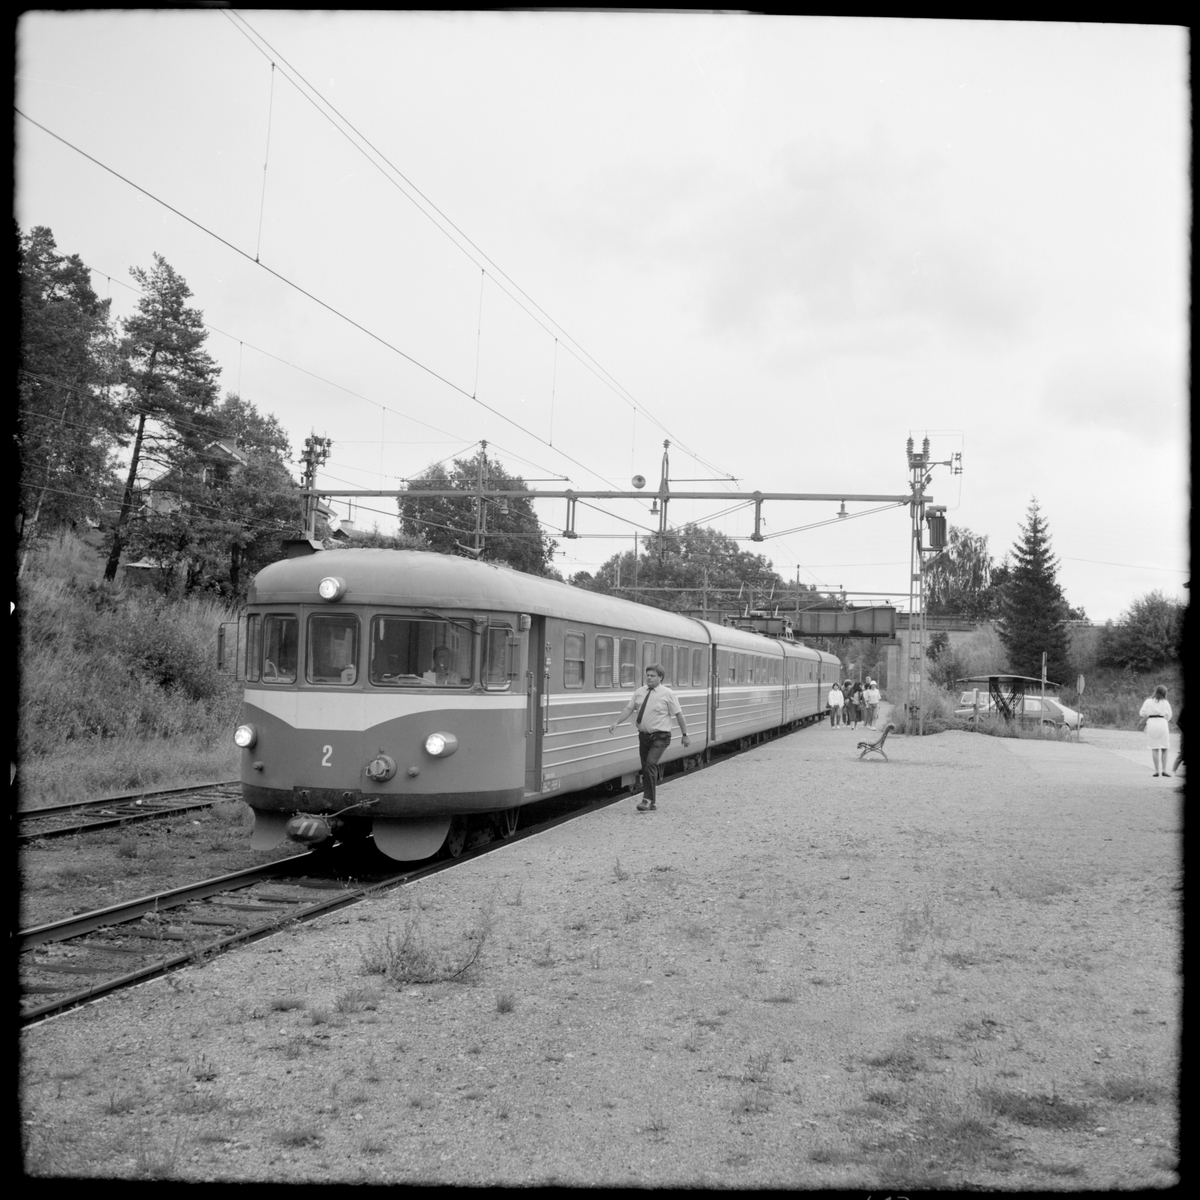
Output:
[17,532,242,805]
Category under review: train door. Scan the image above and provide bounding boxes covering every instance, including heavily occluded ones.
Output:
[525,616,548,795]
[708,643,719,742]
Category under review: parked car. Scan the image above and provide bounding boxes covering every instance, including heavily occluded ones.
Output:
[955,690,1083,731]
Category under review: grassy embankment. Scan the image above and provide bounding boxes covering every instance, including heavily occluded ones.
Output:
[17,531,242,806]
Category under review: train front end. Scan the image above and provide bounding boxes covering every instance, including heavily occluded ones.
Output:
[235,550,528,861]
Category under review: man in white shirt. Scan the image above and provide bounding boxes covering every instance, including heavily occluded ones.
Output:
[608,664,690,812]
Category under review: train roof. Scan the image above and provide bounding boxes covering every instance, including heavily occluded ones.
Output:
[248,550,840,662]
[250,549,705,640]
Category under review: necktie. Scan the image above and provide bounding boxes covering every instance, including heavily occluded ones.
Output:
[636,687,653,730]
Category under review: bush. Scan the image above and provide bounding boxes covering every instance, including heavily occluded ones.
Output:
[18,563,239,760]
[1097,592,1185,673]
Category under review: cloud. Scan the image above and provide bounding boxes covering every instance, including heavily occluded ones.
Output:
[1039,348,1184,445]
[557,135,1029,355]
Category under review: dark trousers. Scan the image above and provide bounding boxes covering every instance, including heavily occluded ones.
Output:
[638,731,671,803]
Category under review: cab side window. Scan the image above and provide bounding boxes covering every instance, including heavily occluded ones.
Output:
[262,615,298,683]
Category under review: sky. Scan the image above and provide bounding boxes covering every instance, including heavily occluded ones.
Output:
[16,12,1190,622]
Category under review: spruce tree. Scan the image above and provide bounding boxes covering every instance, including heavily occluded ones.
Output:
[997,499,1072,684]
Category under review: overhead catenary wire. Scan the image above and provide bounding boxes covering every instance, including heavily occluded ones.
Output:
[15,109,630,497]
[221,9,737,488]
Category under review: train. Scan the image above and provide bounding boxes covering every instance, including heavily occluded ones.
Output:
[231,549,842,861]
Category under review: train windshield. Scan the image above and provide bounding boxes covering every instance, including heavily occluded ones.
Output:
[261,615,298,683]
[307,615,360,685]
[369,616,472,687]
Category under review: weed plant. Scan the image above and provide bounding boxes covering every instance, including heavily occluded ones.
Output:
[360,908,492,985]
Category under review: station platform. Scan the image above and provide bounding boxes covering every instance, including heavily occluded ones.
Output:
[21,720,1181,1187]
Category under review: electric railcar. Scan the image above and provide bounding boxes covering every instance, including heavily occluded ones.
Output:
[231,549,842,861]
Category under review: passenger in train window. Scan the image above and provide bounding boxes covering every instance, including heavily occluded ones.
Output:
[607,664,690,813]
[427,645,461,686]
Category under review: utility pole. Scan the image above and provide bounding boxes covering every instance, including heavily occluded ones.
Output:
[656,440,670,562]
[473,440,488,555]
[300,435,332,540]
[904,436,957,736]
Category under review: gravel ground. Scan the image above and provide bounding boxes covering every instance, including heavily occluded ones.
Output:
[21,718,1181,1187]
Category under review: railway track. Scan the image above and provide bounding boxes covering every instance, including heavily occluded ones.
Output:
[18,784,635,1027]
[17,780,242,843]
[19,718,824,1027]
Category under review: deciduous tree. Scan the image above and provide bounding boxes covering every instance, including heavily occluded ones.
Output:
[576,524,800,615]
[125,392,301,596]
[398,449,557,576]
[925,525,1004,620]
[1097,591,1184,673]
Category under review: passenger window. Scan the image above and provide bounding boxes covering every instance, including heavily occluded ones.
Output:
[307,614,360,685]
[692,648,705,687]
[642,642,657,673]
[660,644,674,684]
[619,638,637,687]
[369,616,471,686]
[261,614,298,683]
[676,647,688,687]
[727,654,735,684]
[594,636,614,688]
[565,632,585,688]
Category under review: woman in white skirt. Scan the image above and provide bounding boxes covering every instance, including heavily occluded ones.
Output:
[1137,685,1173,777]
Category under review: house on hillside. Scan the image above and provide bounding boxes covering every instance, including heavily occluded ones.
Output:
[139,437,249,518]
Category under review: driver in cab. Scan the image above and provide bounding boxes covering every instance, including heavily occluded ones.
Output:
[424,646,461,686]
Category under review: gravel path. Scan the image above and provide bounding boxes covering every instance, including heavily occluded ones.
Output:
[21,722,1180,1187]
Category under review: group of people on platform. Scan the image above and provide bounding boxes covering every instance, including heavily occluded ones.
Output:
[827,678,881,729]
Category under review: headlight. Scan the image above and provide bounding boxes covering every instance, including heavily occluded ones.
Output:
[318,576,346,601]
[234,724,257,749]
[424,732,459,757]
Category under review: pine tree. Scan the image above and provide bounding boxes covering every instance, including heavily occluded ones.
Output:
[103,254,221,581]
[997,500,1072,684]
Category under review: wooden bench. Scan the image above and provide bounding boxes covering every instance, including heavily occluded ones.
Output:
[857,723,895,761]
